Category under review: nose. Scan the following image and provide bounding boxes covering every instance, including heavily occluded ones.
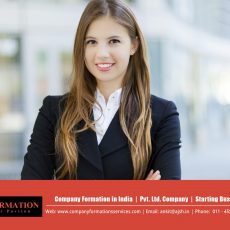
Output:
[95,44,110,59]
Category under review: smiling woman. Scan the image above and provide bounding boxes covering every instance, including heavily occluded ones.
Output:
[21,0,181,180]
[84,16,138,96]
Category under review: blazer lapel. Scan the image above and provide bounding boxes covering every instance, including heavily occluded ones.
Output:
[75,111,128,178]
[77,119,103,173]
[99,111,128,157]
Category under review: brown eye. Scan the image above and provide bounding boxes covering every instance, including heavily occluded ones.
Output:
[109,39,120,44]
[86,40,97,45]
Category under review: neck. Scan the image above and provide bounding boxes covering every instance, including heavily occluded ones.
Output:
[97,83,122,103]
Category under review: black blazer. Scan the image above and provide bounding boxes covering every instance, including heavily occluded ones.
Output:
[21,94,181,180]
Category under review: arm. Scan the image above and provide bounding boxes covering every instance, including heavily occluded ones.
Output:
[148,100,181,180]
[21,96,56,180]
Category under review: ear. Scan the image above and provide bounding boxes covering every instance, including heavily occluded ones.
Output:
[130,36,139,56]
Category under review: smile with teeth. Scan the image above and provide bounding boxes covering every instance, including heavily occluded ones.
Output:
[96,63,114,72]
[97,64,112,68]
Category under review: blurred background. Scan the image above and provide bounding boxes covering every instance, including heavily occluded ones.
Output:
[0,0,230,179]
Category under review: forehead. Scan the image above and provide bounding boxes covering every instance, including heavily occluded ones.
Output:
[86,16,129,38]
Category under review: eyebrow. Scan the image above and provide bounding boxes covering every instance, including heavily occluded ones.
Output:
[85,36,121,40]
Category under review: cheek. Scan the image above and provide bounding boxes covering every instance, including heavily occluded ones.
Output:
[84,49,93,65]
[116,49,131,65]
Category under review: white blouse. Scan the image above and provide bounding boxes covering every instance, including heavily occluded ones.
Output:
[93,88,122,144]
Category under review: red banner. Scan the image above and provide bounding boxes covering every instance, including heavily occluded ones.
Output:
[0,181,230,229]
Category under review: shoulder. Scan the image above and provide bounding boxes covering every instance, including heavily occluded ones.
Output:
[150,94,179,130]
[42,94,68,108]
[150,94,178,115]
[43,94,68,110]
[39,94,68,125]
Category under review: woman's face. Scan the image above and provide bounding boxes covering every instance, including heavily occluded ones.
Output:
[84,16,137,89]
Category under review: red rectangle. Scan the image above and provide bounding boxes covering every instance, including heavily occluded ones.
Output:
[0,181,230,229]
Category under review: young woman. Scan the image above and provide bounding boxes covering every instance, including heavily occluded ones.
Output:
[21,0,181,180]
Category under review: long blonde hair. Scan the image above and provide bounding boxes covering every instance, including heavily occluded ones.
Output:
[55,0,152,179]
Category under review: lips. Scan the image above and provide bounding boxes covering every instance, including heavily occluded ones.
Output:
[96,63,114,72]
